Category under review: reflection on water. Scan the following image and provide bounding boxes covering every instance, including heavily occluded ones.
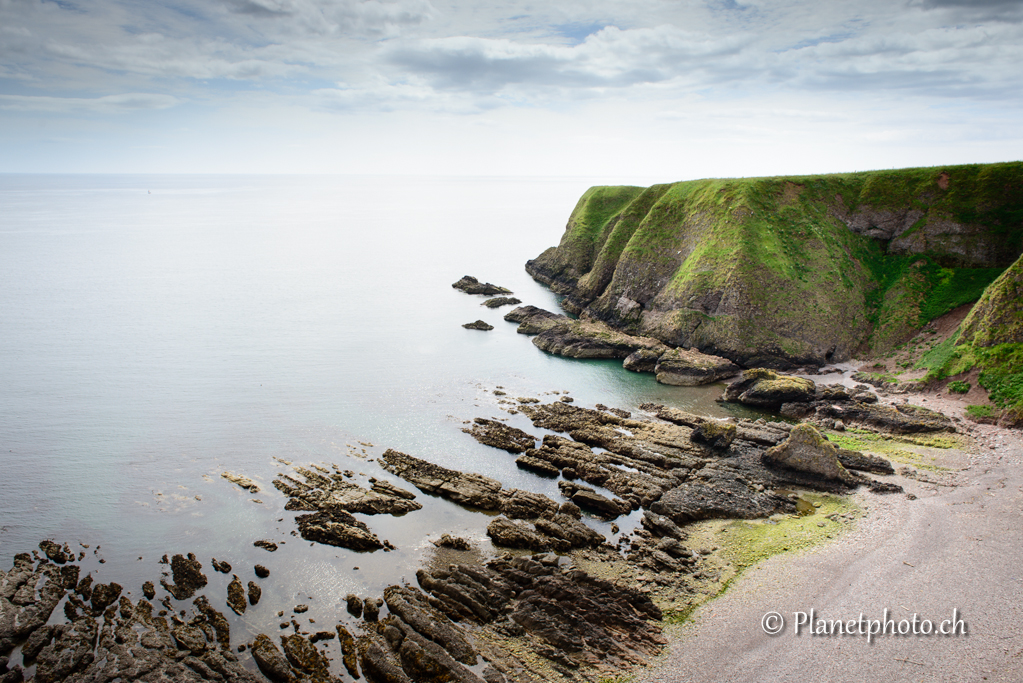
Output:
[1,174,755,635]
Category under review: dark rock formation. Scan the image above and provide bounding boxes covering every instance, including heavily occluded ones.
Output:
[433,534,472,550]
[482,297,522,308]
[161,553,208,600]
[462,418,535,453]
[226,576,246,615]
[275,464,422,516]
[295,509,386,551]
[623,348,661,373]
[254,565,270,578]
[463,320,494,331]
[503,305,569,334]
[453,276,512,295]
[654,347,740,386]
[247,581,261,606]
[253,540,278,552]
[212,558,232,574]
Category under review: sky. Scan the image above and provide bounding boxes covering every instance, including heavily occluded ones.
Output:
[1,0,1023,177]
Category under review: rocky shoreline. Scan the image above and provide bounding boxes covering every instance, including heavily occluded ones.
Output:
[2,357,970,683]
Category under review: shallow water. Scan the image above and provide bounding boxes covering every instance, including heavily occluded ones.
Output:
[0,174,753,635]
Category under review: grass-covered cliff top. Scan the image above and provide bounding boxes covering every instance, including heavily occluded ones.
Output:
[529,162,1023,368]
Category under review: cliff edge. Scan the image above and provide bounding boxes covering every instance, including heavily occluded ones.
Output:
[527,162,1023,368]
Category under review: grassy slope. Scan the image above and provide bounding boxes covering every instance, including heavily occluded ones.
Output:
[532,162,1023,367]
[919,253,1023,424]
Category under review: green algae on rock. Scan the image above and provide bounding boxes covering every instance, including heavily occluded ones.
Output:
[527,162,1023,368]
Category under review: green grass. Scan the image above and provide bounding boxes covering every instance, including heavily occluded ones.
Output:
[967,404,996,419]
[947,380,971,394]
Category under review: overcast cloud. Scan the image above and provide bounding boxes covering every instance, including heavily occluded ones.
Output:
[1,0,1021,175]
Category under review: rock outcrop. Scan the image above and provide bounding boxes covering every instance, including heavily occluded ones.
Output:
[452,276,512,295]
[654,347,741,386]
[463,320,494,331]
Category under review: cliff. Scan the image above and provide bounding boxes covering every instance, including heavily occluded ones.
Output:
[527,162,1023,368]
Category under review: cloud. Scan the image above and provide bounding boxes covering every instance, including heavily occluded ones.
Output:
[913,0,1023,22]
[0,92,182,112]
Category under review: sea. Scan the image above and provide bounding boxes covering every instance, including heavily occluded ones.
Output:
[0,174,754,641]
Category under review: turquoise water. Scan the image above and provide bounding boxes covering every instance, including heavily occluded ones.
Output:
[0,174,747,637]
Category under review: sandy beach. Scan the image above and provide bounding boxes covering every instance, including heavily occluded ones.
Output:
[636,389,1023,683]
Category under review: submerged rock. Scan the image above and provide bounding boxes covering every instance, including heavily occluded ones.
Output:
[381,449,504,510]
[221,471,261,493]
[274,465,422,516]
[452,276,512,295]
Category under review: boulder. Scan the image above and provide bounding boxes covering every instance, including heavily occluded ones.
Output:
[623,349,661,373]
[723,369,816,408]
[462,320,494,331]
[690,421,736,450]
[654,348,741,386]
[761,424,856,484]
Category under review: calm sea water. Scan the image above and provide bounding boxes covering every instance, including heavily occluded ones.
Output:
[0,174,750,639]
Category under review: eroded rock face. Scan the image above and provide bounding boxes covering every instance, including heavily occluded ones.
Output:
[651,463,792,523]
[654,347,740,386]
[503,305,569,334]
[452,276,512,296]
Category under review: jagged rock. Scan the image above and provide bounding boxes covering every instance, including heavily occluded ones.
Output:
[533,514,604,549]
[503,305,569,334]
[623,349,661,373]
[499,488,560,520]
[482,297,521,308]
[383,586,477,665]
[248,581,261,606]
[347,594,364,618]
[690,420,736,449]
[251,633,293,683]
[295,510,384,551]
[221,471,261,493]
[364,598,382,623]
[254,540,278,552]
[452,276,512,296]
[254,565,270,579]
[142,581,156,600]
[532,318,669,360]
[724,369,817,408]
[433,535,472,551]
[514,454,560,476]
[171,624,208,654]
[463,320,494,331]
[462,418,535,453]
[37,541,69,565]
[282,633,332,680]
[227,576,246,615]
[371,480,418,500]
[640,511,686,540]
[212,558,232,574]
[654,347,740,386]
[336,625,359,679]
[359,635,414,683]
[381,449,503,510]
[486,517,549,552]
[161,553,207,600]
[90,582,122,612]
[21,624,54,660]
[274,466,422,516]
[563,485,629,519]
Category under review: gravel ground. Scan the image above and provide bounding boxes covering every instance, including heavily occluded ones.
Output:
[635,394,1023,683]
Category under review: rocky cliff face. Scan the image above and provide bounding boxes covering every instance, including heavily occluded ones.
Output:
[527,162,1023,368]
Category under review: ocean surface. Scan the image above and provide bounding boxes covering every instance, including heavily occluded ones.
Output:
[0,174,753,641]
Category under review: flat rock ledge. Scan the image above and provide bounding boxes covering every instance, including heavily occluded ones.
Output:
[505,305,738,384]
